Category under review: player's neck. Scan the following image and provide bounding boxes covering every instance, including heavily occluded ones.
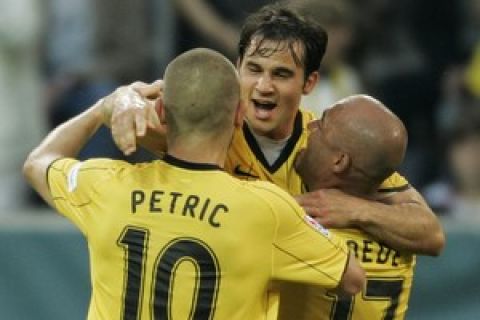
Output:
[309,179,377,200]
[338,181,378,200]
[167,138,228,168]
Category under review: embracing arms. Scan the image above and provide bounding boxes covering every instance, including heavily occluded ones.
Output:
[296,187,445,256]
[87,81,446,257]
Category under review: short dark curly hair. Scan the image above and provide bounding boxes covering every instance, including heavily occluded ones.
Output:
[238,3,328,80]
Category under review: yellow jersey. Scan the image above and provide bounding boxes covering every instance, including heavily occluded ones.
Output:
[225,110,409,196]
[277,175,414,320]
[225,110,314,196]
[278,227,415,320]
[48,154,350,320]
[225,109,413,319]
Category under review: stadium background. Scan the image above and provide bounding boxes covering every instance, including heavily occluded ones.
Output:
[1,0,479,319]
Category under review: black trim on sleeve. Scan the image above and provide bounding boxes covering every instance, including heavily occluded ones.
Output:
[242,111,303,173]
[46,157,66,194]
[377,184,410,193]
[163,154,223,171]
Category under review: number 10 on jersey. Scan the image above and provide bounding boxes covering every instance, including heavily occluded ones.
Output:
[118,227,221,320]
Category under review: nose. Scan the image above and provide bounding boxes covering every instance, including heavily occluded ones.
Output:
[255,74,274,94]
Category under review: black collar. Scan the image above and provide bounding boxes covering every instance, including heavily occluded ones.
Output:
[242,111,303,173]
[163,154,223,171]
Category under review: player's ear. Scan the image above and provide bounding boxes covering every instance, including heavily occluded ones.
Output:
[234,100,246,128]
[155,98,167,125]
[333,152,350,174]
[302,71,319,95]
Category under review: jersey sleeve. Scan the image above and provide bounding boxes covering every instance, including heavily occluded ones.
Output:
[47,157,124,234]
[258,184,350,290]
[378,171,409,193]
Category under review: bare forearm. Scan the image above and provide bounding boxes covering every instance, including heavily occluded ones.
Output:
[174,0,238,55]
[39,101,104,158]
[298,188,445,256]
[353,200,445,256]
[23,100,104,206]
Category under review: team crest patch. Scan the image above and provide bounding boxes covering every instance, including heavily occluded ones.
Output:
[305,215,330,238]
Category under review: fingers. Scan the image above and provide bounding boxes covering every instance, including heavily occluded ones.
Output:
[313,216,333,228]
[295,190,325,208]
[145,100,161,129]
[110,88,147,155]
[132,80,164,98]
[106,81,164,155]
[302,205,322,217]
[112,108,137,156]
[135,109,147,137]
[133,99,161,136]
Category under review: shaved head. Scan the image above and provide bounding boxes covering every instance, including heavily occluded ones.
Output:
[163,48,240,139]
[327,94,407,184]
[296,94,407,194]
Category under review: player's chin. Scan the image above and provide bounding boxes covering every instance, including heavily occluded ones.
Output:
[248,117,275,133]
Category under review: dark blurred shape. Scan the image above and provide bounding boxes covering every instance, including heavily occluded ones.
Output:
[424,102,480,222]
[291,0,363,117]
[44,0,156,163]
[173,0,272,61]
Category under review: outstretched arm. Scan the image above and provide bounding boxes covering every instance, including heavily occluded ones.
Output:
[23,100,105,207]
[296,187,445,256]
[24,81,167,206]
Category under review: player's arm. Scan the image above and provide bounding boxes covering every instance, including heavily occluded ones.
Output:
[23,100,106,207]
[297,187,445,256]
[333,252,365,296]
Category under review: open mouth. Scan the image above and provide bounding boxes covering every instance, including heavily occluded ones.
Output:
[252,99,277,110]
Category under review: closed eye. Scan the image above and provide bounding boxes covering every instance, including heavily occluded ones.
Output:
[246,62,262,73]
[273,68,294,79]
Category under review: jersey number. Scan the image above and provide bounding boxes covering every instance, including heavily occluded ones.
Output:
[329,278,404,320]
[118,227,220,320]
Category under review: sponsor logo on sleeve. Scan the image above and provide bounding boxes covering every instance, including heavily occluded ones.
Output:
[305,215,330,238]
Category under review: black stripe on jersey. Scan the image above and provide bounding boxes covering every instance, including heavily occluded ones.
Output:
[377,184,410,193]
[163,154,223,171]
[243,111,303,173]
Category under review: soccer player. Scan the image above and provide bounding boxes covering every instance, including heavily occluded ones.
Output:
[92,2,443,318]
[103,3,444,257]
[24,48,365,319]
[279,94,415,319]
